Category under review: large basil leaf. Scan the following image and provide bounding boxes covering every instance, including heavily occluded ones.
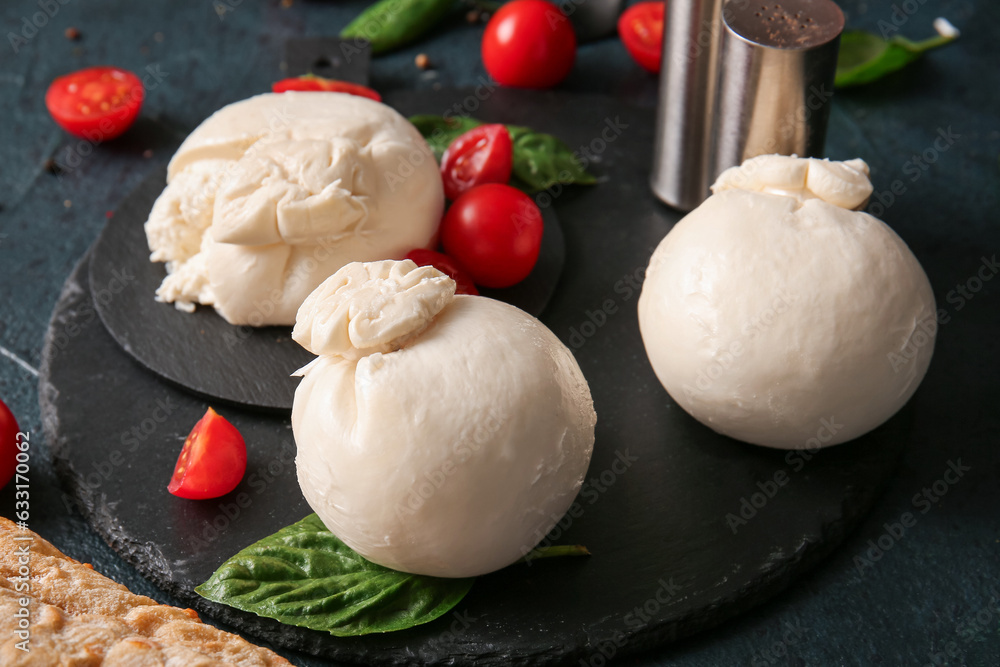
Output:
[409,115,597,193]
[195,514,474,637]
[835,27,958,88]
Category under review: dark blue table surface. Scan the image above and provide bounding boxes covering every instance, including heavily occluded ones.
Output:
[1,1,997,665]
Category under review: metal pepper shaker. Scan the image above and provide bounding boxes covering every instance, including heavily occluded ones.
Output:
[650,0,844,211]
[650,0,726,212]
[711,0,844,181]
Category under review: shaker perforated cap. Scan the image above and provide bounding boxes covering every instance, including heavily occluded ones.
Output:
[725,0,844,49]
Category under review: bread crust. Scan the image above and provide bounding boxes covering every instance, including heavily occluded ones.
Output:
[0,517,291,666]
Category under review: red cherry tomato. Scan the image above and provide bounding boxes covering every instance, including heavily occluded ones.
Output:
[0,399,19,490]
[441,124,513,202]
[45,66,144,141]
[168,408,247,500]
[441,184,543,289]
[618,2,665,73]
[272,75,382,102]
[482,0,576,89]
[405,248,480,295]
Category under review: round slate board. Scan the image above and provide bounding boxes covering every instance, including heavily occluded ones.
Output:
[88,166,565,413]
[43,91,913,666]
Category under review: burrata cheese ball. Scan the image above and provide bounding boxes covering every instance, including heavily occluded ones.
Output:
[638,155,936,449]
[291,260,597,577]
[145,92,444,325]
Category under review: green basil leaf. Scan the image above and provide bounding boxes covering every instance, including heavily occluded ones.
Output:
[835,29,957,88]
[409,115,597,193]
[340,0,457,56]
[510,128,597,193]
[195,514,474,637]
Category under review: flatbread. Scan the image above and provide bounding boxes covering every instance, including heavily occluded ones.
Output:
[0,517,290,666]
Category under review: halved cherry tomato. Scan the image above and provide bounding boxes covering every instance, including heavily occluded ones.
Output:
[618,1,665,74]
[482,0,576,89]
[0,399,19,490]
[45,66,144,141]
[441,183,543,289]
[405,248,480,295]
[272,75,382,102]
[168,408,247,500]
[441,124,513,202]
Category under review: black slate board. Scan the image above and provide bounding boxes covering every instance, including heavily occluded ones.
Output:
[88,150,565,412]
[44,91,914,666]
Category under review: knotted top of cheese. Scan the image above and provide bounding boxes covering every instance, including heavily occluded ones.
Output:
[712,155,874,210]
[292,260,455,360]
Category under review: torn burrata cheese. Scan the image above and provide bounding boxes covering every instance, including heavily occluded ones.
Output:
[638,155,936,449]
[145,92,444,326]
[291,260,596,577]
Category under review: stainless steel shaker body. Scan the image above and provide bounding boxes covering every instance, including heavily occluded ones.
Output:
[650,0,725,212]
[650,0,844,211]
[712,0,844,182]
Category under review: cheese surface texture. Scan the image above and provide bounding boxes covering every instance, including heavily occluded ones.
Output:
[145,92,444,325]
[292,260,597,577]
[638,156,936,449]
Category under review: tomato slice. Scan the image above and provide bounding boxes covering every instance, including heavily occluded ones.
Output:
[618,1,665,74]
[271,75,382,102]
[168,408,247,500]
[440,124,513,202]
[405,248,480,295]
[0,399,19,490]
[440,183,543,289]
[45,66,144,140]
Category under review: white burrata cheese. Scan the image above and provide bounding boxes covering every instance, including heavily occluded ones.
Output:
[291,260,597,577]
[638,155,936,449]
[145,92,444,325]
